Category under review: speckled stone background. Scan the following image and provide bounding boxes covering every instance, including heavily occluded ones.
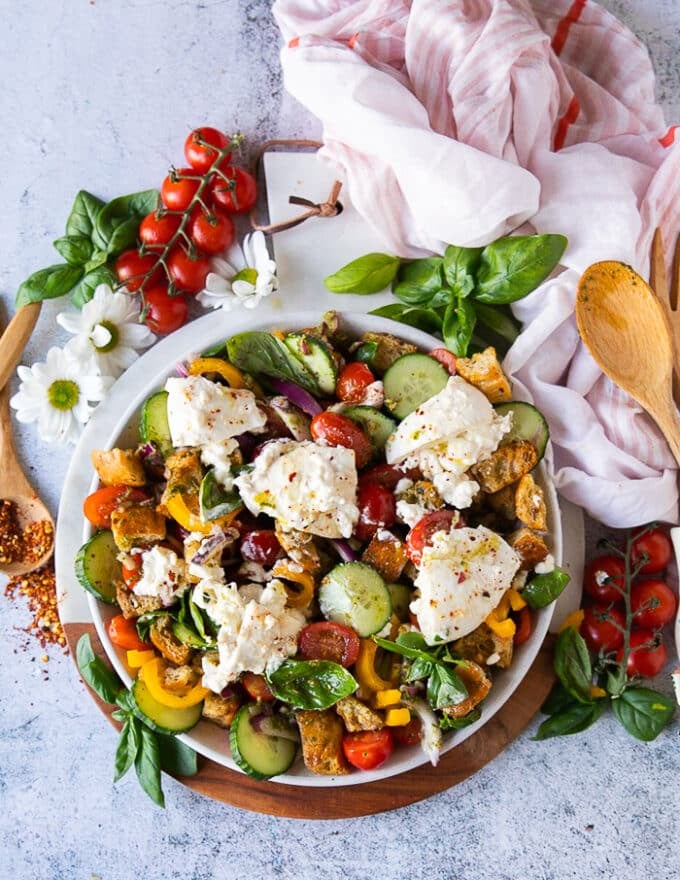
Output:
[1,2,679,879]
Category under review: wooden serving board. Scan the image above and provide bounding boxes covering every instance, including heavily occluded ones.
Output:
[64,621,555,819]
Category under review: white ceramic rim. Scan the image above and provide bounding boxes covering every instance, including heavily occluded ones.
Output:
[56,306,561,787]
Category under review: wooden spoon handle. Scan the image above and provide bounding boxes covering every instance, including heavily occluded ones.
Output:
[0,302,42,391]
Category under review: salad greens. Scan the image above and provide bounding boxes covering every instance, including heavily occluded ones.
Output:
[267,659,358,710]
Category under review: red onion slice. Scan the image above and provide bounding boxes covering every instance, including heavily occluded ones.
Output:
[267,377,323,417]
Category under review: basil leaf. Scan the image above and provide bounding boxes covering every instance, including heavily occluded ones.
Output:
[134,725,165,807]
[114,716,141,782]
[324,253,401,294]
[172,620,213,649]
[427,664,468,710]
[392,257,444,304]
[439,707,481,731]
[53,234,94,266]
[606,666,627,698]
[443,245,482,297]
[442,297,477,356]
[473,302,520,344]
[199,469,242,521]
[428,288,457,309]
[406,656,434,682]
[540,680,577,716]
[227,331,320,394]
[95,189,159,255]
[369,303,443,334]
[533,701,604,740]
[75,634,122,705]
[523,567,570,609]
[553,626,593,704]
[65,190,106,241]
[16,263,84,307]
[611,687,676,742]
[266,659,357,710]
[115,688,138,713]
[71,265,117,308]
[375,633,433,664]
[353,340,379,366]
[157,733,198,777]
[475,234,568,304]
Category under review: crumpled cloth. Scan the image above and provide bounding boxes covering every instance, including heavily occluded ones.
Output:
[273,0,680,528]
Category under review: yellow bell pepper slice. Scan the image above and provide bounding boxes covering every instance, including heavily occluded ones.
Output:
[590,685,608,699]
[138,658,209,708]
[507,587,527,612]
[166,493,242,535]
[271,560,315,609]
[188,357,246,388]
[559,608,585,632]
[485,615,516,639]
[384,707,411,727]
[372,688,402,709]
[126,649,156,669]
[355,639,393,693]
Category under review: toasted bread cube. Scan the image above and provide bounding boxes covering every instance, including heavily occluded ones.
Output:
[91,448,146,487]
[453,622,514,669]
[149,615,194,666]
[110,506,166,552]
[361,531,409,583]
[295,709,351,775]
[335,696,384,732]
[515,473,547,531]
[471,440,538,494]
[486,484,517,520]
[455,347,512,403]
[201,691,241,728]
[359,331,418,373]
[116,582,163,619]
[508,527,549,570]
[162,664,200,693]
[275,524,321,574]
[158,450,203,515]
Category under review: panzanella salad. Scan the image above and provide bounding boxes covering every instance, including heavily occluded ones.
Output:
[75,312,568,779]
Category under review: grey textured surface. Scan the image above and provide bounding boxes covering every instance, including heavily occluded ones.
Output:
[1,2,679,879]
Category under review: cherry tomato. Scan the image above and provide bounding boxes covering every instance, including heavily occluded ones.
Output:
[513,606,533,646]
[429,348,457,375]
[210,166,258,214]
[83,486,148,529]
[583,554,625,604]
[310,412,373,469]
[161,168,200,211]
[114,249,163,292]
[241,672,276,702]
[630,579,678,629]
[298,621,360,667]
[406,509,459,566]
[354,482,397,542]
[392,717,423,747]
[108,614,149,651]
[184,127,231,174]
[631,526,672,575]
[143,286,188,334]
[240,530,282,567]
[358,463,409,491]
[580,604,625,653]
[187,207,235,256]
[138,211,181,249]
[618,629,668,678]
[336,362,375,403]
[166,247,211,295]
[122,552,143,588]
[342,729,393,770]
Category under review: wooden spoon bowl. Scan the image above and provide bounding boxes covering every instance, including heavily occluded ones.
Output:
[575,260,680,465]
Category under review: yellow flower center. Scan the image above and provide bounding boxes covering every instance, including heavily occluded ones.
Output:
[47,379,80,411]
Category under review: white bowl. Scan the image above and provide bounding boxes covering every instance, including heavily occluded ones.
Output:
[57,307,562,787]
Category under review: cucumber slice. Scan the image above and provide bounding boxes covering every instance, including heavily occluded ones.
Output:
[139,390,173,457]
[495,401,549,460]
[74,530,121,604]
[382,353,449,419]
[343,405,396,452]
[318,562,392,637]
[386,582,413,622]
[230,702,298,780]
[131,676,203,734]
[284,332,338,396]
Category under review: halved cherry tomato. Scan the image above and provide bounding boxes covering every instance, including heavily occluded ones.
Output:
[630,578,678,629]
[143,286,188,334]
[631,526,672,575]
[429,348,457,375]
[358,463,409,491]
[310,411,373,469]
[406,509,460,566]
[392,716,423,747]
[187,207,235,255]
[513,606,533,646]
[342,729,393,770]
[139,211,181,249]
[161,169,201,211]
[617,629,668,678]
[240,530,282,567]
[354,482,396,542]
[336,362,375,403]
[583,554,625,604]
[122,552,143,588]
[114,249,163,292]
[241,672,276,702]
[108,614,149,651]
[166,247,211,295]
[298,621,361,667]
[83,486,148,529]
[209,166,257,214]
[184,127,232,174]
[580,604,625,653]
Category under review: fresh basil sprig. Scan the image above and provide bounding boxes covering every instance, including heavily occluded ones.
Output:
[324,233,567,357]
[266,659,357,710]
[16,188,158,308]
[76,634,197,806]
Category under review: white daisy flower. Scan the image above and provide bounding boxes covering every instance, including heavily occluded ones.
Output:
[57,283,155,378]
[10,347,113,446]
[197,231,278,312]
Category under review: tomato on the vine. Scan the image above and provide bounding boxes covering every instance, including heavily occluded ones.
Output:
[336,362,375,403]
[161,168,200,211]
[618,629,668,678]
[354,482,396,542]
[310,412,373,469]
[583,554,625,604]
[580,604,625,653]
[240,529,282,567]
[630,578,678,629]
[631,526,672,575]
[342,729,393,770]
[184,127,232,174]
[210,166,257,214]
[114,249,163,292]
[188,207,235,256]
[166,247,211,294]
[139,211,181,249]
[298,621,360,667]
[406,509,460,566]
[143,286,188,334]
[83,486,148,529]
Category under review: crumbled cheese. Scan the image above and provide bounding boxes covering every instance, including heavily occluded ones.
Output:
[200,439,239,488]
[133,545,188,605]
[534,553,555,574]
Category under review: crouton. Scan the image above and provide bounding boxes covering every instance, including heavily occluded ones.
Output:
[275,524,321,574]
[201,691,241,728]
[441,660,492,719]
[515,474,547,531]
[507,527,550,570]
[455,347,512,403]
[158,450,204,515]
[486,484,517,521]
[335,695,384,732]
[453,622,514,669]
[149,614,194,666]
[361,531,409,583]
[110,506,167,552]
[162,664,200,693]
[471,440,538,494]
[358,332,418,373]
[116,582,164,619]
[295,709,351,775]
[91,448,147,487]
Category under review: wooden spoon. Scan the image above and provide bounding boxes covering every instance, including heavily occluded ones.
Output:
[0,303,55,576]
[575,261,680,466]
